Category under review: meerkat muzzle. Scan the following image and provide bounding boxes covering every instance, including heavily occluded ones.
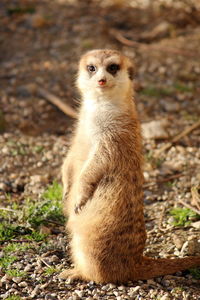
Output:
[98,79,107,86]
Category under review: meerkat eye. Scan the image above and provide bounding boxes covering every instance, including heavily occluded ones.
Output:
[107,64,120,75]
[87,65,96,72]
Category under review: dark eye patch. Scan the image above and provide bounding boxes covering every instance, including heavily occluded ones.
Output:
[87,65,96,73]
[107,64,120,75]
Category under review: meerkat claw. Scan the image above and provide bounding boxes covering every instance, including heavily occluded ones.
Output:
[74,204,82,214]
[74,204,79,214]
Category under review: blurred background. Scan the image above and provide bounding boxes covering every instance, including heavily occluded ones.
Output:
[1,0,200,136]
[0,1,200,298]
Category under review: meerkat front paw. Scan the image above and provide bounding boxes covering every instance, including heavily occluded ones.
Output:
[74,199,87,214]
[74,182,95,214]
[74,203,83,214]
[62,191,68,202]
[74,194,88,214]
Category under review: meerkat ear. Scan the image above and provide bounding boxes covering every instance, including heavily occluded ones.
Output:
[128,66,134,80]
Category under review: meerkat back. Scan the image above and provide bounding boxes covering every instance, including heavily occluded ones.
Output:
[60,49,200,283]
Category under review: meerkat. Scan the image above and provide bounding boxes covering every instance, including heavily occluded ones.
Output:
[60,49,200,283]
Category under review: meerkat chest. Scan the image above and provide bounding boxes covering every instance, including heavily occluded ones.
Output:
[79,99,119,140]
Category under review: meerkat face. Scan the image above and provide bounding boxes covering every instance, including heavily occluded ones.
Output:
[77,49,134,101]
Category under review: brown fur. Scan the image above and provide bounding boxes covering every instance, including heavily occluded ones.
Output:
[60,49,200,283]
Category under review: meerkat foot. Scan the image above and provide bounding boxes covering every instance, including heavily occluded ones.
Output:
[59,268,82,281]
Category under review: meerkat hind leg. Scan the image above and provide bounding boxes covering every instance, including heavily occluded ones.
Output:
[59,268,83,281]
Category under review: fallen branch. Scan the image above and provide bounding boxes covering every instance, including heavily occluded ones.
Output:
[37,87,78,119]
[40,258,52,267]
[110,29,141,48]
[158,205,166,232]
[0,207,15,212]
[23,84,78,119]
[155,120,200,156]
[191,186,200,210]
[110,28,197,57]
[0,239,40,244]
[144,173,183,188]
[179,199,200,216]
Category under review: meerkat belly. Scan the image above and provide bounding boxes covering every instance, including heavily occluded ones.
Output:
[68,179,143,281]
[70,217,137,282]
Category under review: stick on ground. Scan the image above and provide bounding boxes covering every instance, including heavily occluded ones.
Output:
[23,84,78,119]
[144,173,183,188]
[37,87,78,119]
[155,120,200,156]
[110,28,197,57]
[179,199,200,216]
[191,186,200,210]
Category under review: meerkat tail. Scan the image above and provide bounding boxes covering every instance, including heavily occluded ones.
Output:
[134,256,200,280]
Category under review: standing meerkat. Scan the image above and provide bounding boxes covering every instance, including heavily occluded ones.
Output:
[60,49,200,283]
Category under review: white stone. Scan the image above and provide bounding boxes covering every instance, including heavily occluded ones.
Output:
[142,120,169,140]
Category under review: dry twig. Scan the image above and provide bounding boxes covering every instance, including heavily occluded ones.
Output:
[110,29,141,48]
[0,207,15,212]
[157,205,174,232]
[179,199,200,215]
[144,173,183,188]
[37,87,78,119]
[158,205,166,232]
[110,28,197,57]
[24,84,78,119]
[40,258,52,267]
[191,186,200,210]
[155,120,200,156]
[0,239,40,244]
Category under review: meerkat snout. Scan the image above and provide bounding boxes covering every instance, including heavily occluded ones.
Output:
[90,66,111,89]
[98,78,107,86]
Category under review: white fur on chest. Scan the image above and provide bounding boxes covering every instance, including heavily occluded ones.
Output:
[84,98,100,115]
[80,98,117,139]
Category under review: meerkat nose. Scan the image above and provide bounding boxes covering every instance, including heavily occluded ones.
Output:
[98,79,107,86]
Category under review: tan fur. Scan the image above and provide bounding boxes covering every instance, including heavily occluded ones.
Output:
[60,49,200,283]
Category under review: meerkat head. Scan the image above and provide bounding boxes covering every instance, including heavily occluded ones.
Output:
[77,49,134,102]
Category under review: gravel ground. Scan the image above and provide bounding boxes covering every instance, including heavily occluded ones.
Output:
[0,0,200,299]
